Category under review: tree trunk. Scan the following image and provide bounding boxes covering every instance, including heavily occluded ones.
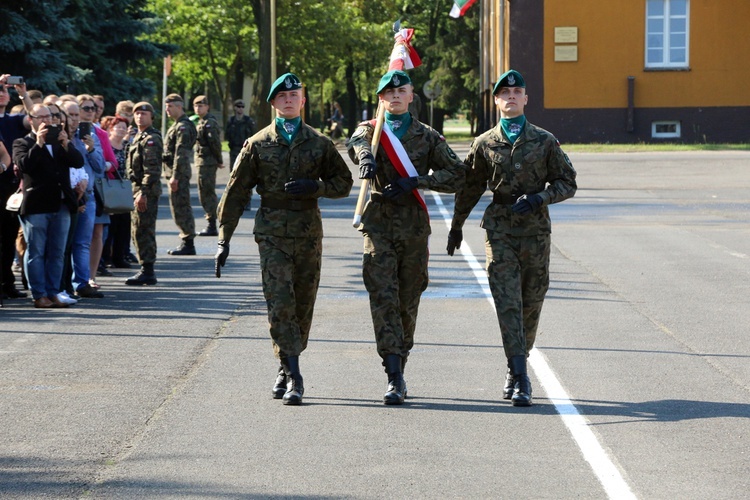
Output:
[252,0,272,129]
[345,60,357,138]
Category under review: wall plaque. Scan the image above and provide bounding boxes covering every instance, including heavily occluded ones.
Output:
[555,27,578,44]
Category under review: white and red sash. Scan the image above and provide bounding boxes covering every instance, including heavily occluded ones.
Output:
[372,120,428,215]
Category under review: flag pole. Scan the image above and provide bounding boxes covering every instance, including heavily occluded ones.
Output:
[352,101,385,228]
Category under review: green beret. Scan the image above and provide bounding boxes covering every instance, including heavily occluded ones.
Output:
[133,101,154,114]
[164,93,184,103]
[492,69,526,94]
[267,73,303,102]
[376,70,412,94]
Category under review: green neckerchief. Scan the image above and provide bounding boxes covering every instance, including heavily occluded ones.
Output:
[500,115,526,144]
[385,112,412,140]
[275,116,301,143]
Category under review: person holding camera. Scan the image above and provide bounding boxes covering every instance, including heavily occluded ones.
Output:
[13,103,84,308]
[0,75,32,299]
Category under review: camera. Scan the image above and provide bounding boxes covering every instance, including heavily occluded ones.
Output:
[45,125,60,146]
[5,76,24,85]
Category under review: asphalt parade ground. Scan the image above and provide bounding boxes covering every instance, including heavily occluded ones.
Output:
[1,145,749,498]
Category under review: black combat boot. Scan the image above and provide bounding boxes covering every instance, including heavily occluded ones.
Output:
[198,218,218,237]
[401,356,408,399]
[383,354,405,405]
[125,263,158,286]
[280,356,304,405]
[272,364,287,399]
[168,237,196,255]
[508,355,532,407]
[503,368,515,400]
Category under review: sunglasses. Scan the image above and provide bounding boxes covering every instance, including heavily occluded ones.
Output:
[235,105,245,108]
[51,112,62,119]
[81,105,96,112]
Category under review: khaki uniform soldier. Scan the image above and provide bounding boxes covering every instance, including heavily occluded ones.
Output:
[193,95,224,236]
[447,69,577,407]
[125,102,162,286]
[214,73,353,406]
[162,93,198,255]
[226,99,256,169]
[346,70,465,405]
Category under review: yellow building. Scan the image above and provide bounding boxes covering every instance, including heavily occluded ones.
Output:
[480,0,750,142]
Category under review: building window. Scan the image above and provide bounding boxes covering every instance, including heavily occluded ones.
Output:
[652,121,681,138]
[645,0,689,68]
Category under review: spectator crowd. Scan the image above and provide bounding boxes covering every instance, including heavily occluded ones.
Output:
[0,74,250,309]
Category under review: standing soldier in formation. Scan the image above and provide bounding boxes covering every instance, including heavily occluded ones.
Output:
[162,93,198,255]
[225,99,256,170]
[193,95,224,237]
[214,73,353,406]
[446,70,577,407]
[125,102,163,286]
[346,70,465,405]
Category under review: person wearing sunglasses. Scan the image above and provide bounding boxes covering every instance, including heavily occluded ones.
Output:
[225,99,256,170]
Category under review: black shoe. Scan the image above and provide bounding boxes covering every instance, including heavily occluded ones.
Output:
[509,355,532,407]
[111,260,132,269]
[503,368,515,400]
[280,356,304,405]
[272,365,287,399]
[125,252,138,263]
[383,354,405,405]
[97,266,113,277]
[198,220,218,237]
[77,284,104,298]
[2,286,27,299]
[125,270,158,286]
[168,241,196,255]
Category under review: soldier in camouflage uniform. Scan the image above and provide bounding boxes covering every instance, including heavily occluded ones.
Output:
[225,99,256,170]
[193,95,224,237]
[162,93,198,255]
[214,73,353,406]
[346,70,465,405]
[125,102,162,285]
[447,70,577,407]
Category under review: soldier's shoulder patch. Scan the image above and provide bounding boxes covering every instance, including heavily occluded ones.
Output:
[179,126,186,131]
[147,140,154,146]
[242,139,250,148]
[205,124,211,128]
[439,134,446,142]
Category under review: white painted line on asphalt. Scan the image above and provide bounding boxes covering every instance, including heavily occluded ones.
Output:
[430,191,637,500]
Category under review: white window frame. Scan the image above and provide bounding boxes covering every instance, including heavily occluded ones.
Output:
[652,121,681,139]
[645,0,690,68]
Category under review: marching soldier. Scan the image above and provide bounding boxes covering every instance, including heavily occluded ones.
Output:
[162,93,198,255]
[225,99,256,169]
[346,70,465,405]
[125,102,162,285]
[214,73,353,406]
[447,69,577,407]
[193,95,224,237]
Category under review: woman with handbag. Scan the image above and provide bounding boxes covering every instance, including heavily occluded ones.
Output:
[101,116,132,269]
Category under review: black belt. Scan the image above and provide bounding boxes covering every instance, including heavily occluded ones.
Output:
[260,198,318,211]
[370,192,413,206]
[493,192,520,205]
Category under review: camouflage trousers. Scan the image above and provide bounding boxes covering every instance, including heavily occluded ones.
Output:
[362,232,429,363]
[255,233,323,358]
[168,176,195,239]
[485,230,550,360]
[131,190,160,265]
[197,164,218,220]
[229,147,242,171]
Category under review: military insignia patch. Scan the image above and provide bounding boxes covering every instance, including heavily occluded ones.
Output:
[508,74,516,86]
[147,140,154,145]
[509,123,522,134]
[393,75,400,87]
[285,77,292,89]
[284,122,296,134]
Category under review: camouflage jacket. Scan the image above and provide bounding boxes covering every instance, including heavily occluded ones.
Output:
[163,114,197,180]
[452,121,577,236]
[127,126,163,199]
[225,115,257,149]
[346,115,466,239]
[195,113,223,166]
[218,122,353,241]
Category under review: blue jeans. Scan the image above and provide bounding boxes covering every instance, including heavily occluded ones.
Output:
[20,206,71,300]
[72,195,96,290]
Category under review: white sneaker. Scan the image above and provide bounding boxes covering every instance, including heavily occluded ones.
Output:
[56,292,78,305]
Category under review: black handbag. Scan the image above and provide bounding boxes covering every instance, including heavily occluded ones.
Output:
[94,170,133,214]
